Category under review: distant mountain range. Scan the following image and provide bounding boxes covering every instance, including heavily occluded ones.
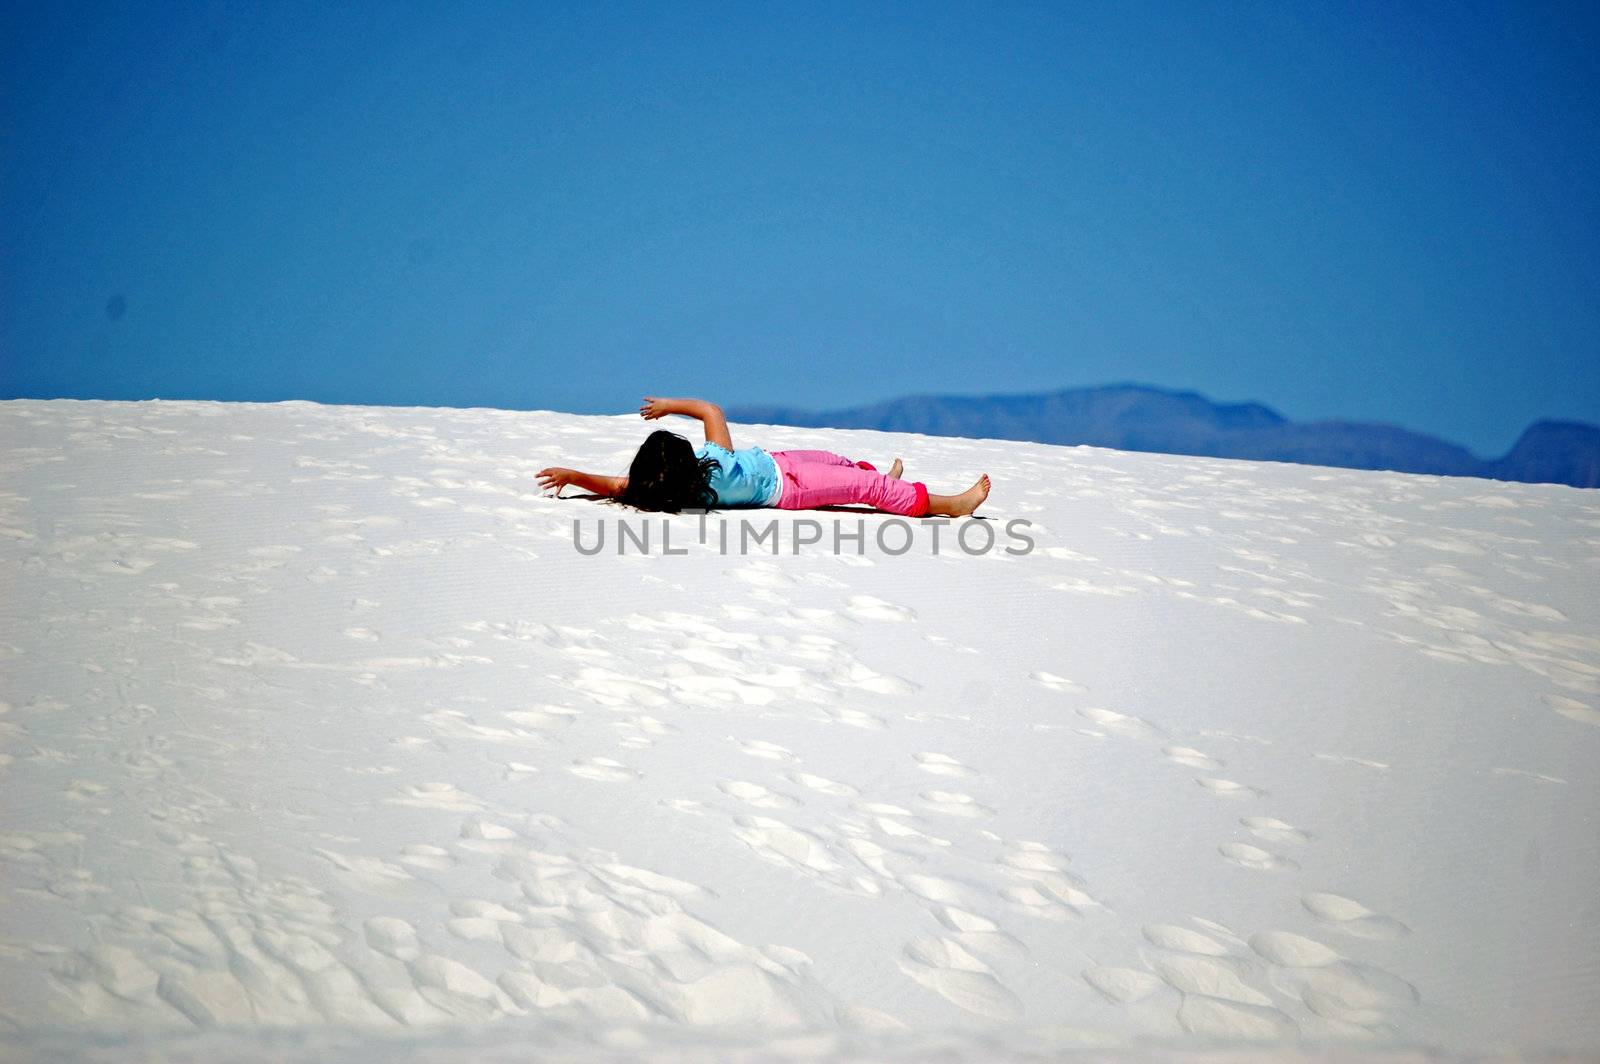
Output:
[727,384,1600,489]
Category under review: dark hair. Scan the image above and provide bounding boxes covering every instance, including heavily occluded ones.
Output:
[616,430,720,512]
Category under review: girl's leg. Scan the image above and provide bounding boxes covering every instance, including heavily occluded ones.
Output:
[771,453,928,516]
[768,449,878,471]
[923,474,990,517]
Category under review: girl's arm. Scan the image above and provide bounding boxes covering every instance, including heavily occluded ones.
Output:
[537,467,627,498]
[639,396,733,449]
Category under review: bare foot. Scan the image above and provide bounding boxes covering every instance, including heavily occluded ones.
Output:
[925,474,990,517]
[888,458,903,479]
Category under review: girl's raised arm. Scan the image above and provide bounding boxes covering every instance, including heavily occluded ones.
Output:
[639,397,732,450]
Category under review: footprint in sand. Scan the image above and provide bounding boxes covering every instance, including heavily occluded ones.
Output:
[570,668,669,708]
[397,844,455,870]
[836,1003,909,1031]
[1301,891,1412,940]
[997,841,1071,874]
[407,953,509,1015]
[1249,931,1341,968]
[1300,961,1420,1028]
[1312,752,1390,770]
[918,790,995,819]
[387,781,489,812]
[1177,993,1299,1040]
[914,753,977,778]
[1077,707,1164,740]
[855,801,916,817]
[1240,817,1313,845]
[1489,766,1566,784]
[897,936,1023,1020]
[459,819,517,842]
[846,669,919,696]
[568,757,638,782]
[933,907,1029,959]
[736,739,798,762]
[1219,841,1298,871]
[717,781,799,809]
[896,872,967,905]
[503,706,580,730]
[843,837,911,881]
[1030,670,1087,693]
[316,848,416,893]
[786,772,859,798]
[822,706,887,730]
[1544,693,1600,727]
[1196,777,1265,799]
[924,634,980,655]
[1083,965,1164,1004]
[612,713,678,749]
[846,596,916,622]
[1142,923,1231,956]
[365,916,421,960]
[446,916,504,944]
[731,816,863,892]
[870,815,950,847]
[1149,952,1277,1011]
[995,842,1095,919]
[451,899,524,925]
[1163,744,1223,770]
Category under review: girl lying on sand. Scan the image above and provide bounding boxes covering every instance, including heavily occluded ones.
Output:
[537,397,990,517]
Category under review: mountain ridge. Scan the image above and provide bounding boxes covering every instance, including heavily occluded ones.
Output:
[728,384,1600,488]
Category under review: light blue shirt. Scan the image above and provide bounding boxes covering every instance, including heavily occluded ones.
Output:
[695,443,782,507]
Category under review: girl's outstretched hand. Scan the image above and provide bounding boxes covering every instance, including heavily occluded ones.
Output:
[639,396,670,420]
[536,467,577,497]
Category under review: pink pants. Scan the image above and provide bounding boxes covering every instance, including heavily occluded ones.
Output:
[769,450,930,517]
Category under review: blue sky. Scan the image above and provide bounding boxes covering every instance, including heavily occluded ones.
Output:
[3,2,1596,456]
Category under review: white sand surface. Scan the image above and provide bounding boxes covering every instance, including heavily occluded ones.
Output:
[1,399,1596,1060]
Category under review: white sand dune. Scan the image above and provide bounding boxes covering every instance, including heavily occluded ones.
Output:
[1,399,1597,1060]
